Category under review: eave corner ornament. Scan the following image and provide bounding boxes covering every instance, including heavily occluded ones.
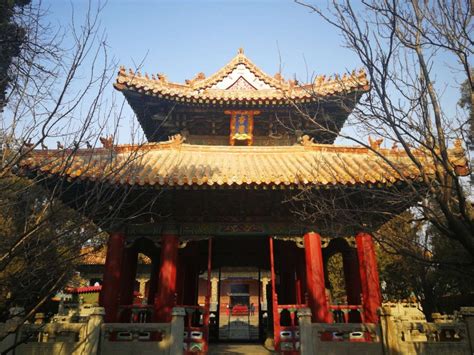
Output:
[168,133,186,147]
[300,135,315,147]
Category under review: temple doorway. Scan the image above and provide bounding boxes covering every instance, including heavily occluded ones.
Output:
[219,268,263,341]
[192,236,271,343]
[198,267,271,342]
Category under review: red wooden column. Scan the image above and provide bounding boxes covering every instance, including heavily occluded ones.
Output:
[342,247,362,322]
[203,238,213,352]
[304,232,331,323]
[175,252,185,306]
[183,243,199,306]
[269,237,281,351]
[279,243,297,305]
[295,248,307,305]
[99,232,125,323]
[118,246,138,321]
[154,234,179,322]
[147,257,159,305]
[355,232,382,324]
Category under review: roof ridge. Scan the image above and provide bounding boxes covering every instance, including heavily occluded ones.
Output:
[114,61,370,106]
[113,141,372,154]
[190,48,285,91]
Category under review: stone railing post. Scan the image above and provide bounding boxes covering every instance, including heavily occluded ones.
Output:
[34,313,45,325]
[170,307,185,355]
[297,307,312,355]
[261,277,269,311]
[460,307,474,354]
[379,305,402,355]
[210,277,219,312]
[81,307,105,355]
[137,278,149,300]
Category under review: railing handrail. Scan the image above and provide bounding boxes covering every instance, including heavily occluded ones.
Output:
[21,323,84,332]
[118,304,154,310]
[312,322,379,331]
[102,323,170,332]
[178,304,206,311]
[277,304,308,309]
[329,305,362,311]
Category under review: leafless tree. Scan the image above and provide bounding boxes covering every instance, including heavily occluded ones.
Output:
[0,1,156,339]
[291,0,473,258]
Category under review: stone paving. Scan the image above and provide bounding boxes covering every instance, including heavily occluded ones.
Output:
[208,343,274,354]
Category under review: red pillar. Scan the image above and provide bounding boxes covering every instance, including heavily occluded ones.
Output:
[304,232,331,323]
[183,244,199,306]
[147,257,159,305]
[356,233,382,324]
[343,248,362,305]
[279,244,297,305]
[296,248,307,305]
[342,247,362,322]
[176,253,185,305]
[154,234,179,322]
[99,232,125,323]
[118,246,138,322]
[120,247,138,304]
[203,239,212,352]
[269,237,281,351]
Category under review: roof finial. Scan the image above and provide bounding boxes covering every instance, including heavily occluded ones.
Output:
[238,47,244,55]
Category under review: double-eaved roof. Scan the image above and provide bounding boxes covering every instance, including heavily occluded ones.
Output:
[20,136,468,189]
[114,48,369,107]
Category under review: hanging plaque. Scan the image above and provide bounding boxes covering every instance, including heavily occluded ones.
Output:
[225,110,260,146]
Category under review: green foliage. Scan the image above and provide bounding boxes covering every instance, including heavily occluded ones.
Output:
[0,0,31,106]
[376,211,474,316]
[326,253,346,303]
[0,176,100,321]
[458,72,472,112]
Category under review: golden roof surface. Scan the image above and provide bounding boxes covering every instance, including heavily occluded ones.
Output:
[80,247,107,265]
[81,247,151,265]
[20,137,469,189]
[113,49,370,106]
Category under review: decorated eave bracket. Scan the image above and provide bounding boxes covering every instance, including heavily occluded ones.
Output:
[225,110,260,146]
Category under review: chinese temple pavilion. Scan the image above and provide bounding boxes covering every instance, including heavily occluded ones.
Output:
[20,49,468,353]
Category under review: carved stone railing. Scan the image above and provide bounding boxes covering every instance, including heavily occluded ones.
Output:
[329,304,364,323]
[100,307,185,354]
[182,305,207,354]
[102,323,168,342]
[18,323,85,343]
[0,307,104,355]
[380,304,472,355]
[298,305,474,355]
[117,304,154,323]
[0,307,186,355]
[309,323,383,355]
[312,322,381,342]
[277,304,307,353]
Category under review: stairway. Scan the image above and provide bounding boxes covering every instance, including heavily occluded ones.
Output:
[208,343,274,354]
[218,314,260,340]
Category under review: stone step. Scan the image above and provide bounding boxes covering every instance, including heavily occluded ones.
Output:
[208,343,274,354]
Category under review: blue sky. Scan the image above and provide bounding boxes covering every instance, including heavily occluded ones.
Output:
[39,0,466,144]
[45,0,360,81]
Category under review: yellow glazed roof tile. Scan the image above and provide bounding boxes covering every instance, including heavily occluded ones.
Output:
[113,50,370,105]
[19,138,469,189]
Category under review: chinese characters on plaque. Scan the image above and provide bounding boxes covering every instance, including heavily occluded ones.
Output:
[225,110,260,146]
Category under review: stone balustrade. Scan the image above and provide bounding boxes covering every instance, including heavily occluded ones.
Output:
[0,306,185,355]
[296,304,474,355]
[1,304,474,355]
